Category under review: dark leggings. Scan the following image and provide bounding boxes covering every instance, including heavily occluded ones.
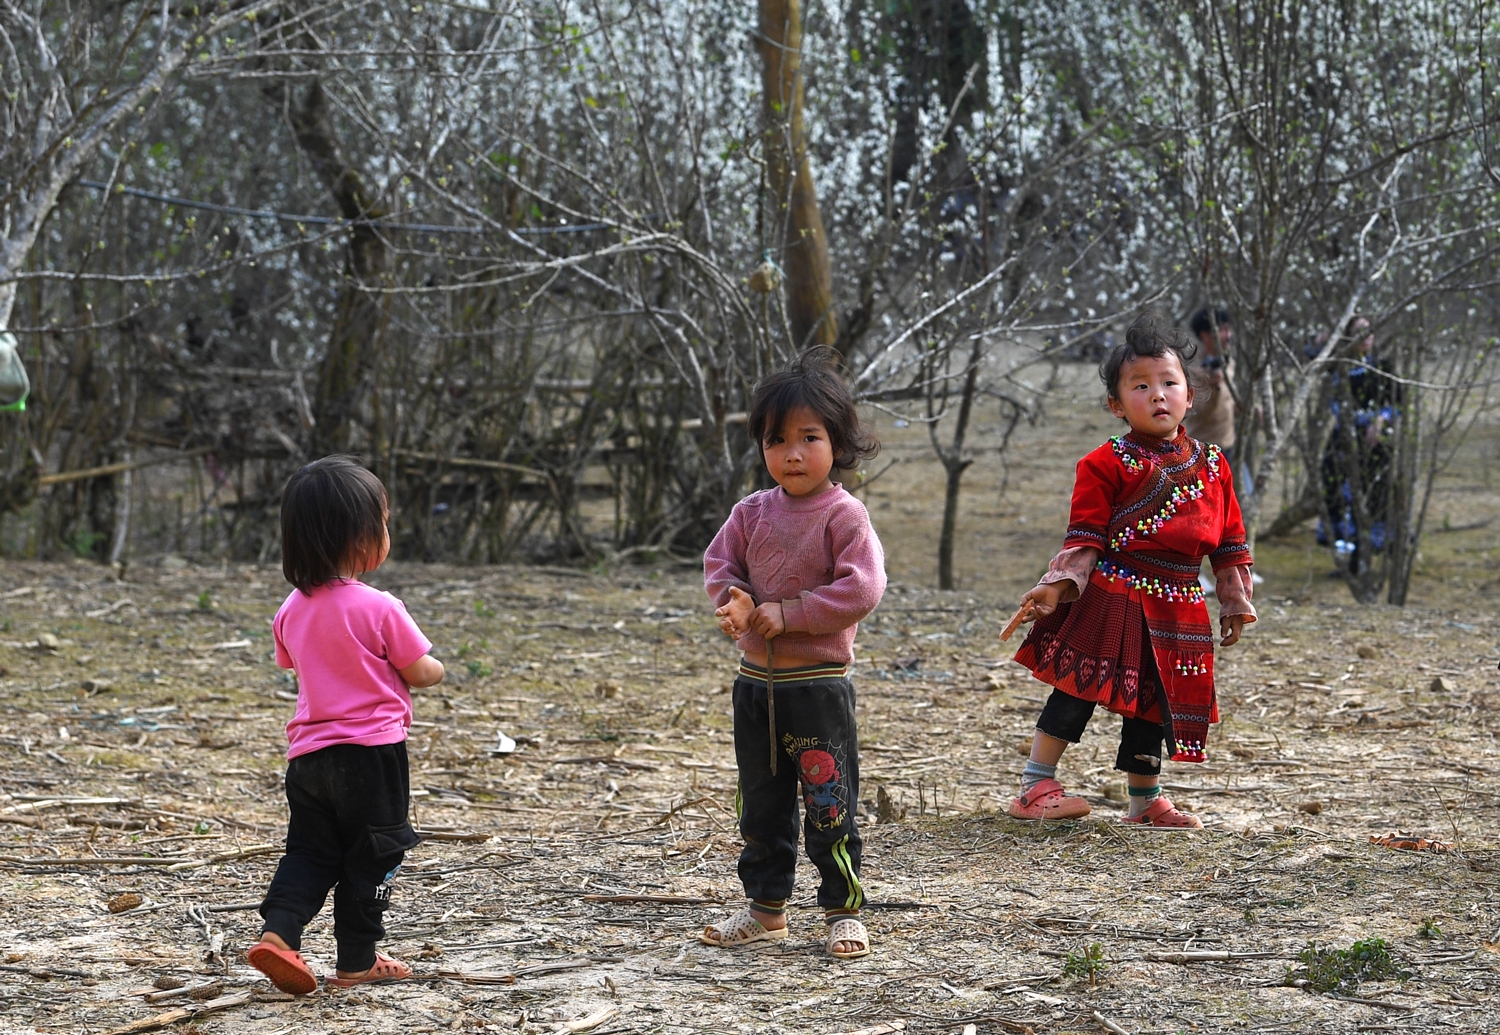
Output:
[1036,689,1165,776]
[259,742,420,972]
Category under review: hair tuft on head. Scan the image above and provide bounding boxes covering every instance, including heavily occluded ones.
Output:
[1099,309,1201,400]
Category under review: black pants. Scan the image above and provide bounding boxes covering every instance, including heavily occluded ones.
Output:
[733,675,863,914]
[259,742,420,972]
[1037,689,1165,776]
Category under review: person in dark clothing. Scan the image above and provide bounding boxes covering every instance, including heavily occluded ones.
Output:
[1315,317,1402,573]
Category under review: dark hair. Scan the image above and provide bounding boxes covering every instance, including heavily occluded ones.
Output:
[1189,307,1232,338]
[280,455,389,594]
[1099,310,1200,400]
[747,346,878,471]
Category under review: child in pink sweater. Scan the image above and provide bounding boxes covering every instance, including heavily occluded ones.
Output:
[702,348,886,959]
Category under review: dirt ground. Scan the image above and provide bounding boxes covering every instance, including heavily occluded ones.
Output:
[2,365,1499,1035]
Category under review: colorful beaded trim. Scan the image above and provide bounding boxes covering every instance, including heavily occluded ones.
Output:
[1204,443,1223,480]
[1109,477,1208,551]
[1097,558,1206,604]
[1173,654,1210,677]
[1112,434,1223,483]
[1172,741,1207,763]
[1110,435,1145,473]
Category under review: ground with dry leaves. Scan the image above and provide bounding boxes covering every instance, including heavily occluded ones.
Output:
[2,368,1499,1035]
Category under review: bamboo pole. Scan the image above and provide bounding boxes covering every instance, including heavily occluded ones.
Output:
[37,447,213,487]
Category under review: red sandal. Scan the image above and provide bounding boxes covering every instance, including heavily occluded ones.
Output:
[1007,777,1091,820]
[247,940,318,996]
[324,951,413,988]
[1119,795,1203,828]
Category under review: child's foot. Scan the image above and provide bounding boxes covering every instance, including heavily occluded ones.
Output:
[1120,795,1202,828]
[825,916,871,959]
[325,951,412,988]
[247,933,318,996]
[699,905,789,948]
[1008,777,1091,820]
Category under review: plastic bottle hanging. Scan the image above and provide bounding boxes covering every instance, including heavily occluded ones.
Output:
[0,332,29,412]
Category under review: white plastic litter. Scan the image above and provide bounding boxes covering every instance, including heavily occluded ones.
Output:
[493,730,517,754]
[0,332,29,409]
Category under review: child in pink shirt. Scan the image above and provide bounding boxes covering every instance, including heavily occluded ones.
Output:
[702,348,886,959]
[248,457,444,995]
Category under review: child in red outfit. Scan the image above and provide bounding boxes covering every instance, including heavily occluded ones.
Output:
[1009,311,1256,827]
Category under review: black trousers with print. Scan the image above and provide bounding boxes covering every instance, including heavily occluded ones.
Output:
[259,742,421,972]
[732,675,863,914]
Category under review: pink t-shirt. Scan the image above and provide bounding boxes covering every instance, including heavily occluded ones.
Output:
[272,580,432,760]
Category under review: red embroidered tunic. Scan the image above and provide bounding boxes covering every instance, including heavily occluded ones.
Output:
[1013,429,1254,762]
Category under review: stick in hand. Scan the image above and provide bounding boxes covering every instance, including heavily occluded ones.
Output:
[999,601,1035,642]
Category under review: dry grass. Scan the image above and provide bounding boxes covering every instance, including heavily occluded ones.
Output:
[2,367,1498,1034]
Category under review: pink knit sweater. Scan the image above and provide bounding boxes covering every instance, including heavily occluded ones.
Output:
[704,484,886,664]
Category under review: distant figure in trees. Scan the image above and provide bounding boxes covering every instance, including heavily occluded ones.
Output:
[1008,311,1256,827]
[703,348,884,959]
[1184,308,1237,461]
[1315,316,1402,574]
[248,456,444,994]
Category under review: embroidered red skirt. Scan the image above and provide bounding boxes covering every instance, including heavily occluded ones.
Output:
[1014,561,1218,762]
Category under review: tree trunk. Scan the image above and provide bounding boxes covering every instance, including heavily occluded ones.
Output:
[291,80,389,455]
[1385,336,1421,605]
[935,334,982,590]
[757,0,836,349]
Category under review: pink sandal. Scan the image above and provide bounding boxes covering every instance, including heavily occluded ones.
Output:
[324,951,413,988]
[1119,795,1202,828]
[247,941,318,996]
[1008,777,1091,820]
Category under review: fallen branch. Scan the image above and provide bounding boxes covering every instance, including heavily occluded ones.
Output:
[1093,1011,1131,1035]
[582,893,724,905]
[102,992,251,1035]
[186,904,225,967]
[0,963,92,979]
[0,854,183,867]
[428,956,595,987]
[555,1005,619,1033]
[827,1022,906,1035]
[4,796,135,813]
[0,842,279,870]
[430,969,516,986]
[166,843,280,871]
[415,829,495,843]
[1330,994,1418,1012]
[1144,950,1288,964]
[550,756,659,771]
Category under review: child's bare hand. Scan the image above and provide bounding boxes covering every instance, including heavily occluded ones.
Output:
[749,602,786,640]
[1021,582,1068,618]
[714,586,755,638]
[1220,614,1246,647]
